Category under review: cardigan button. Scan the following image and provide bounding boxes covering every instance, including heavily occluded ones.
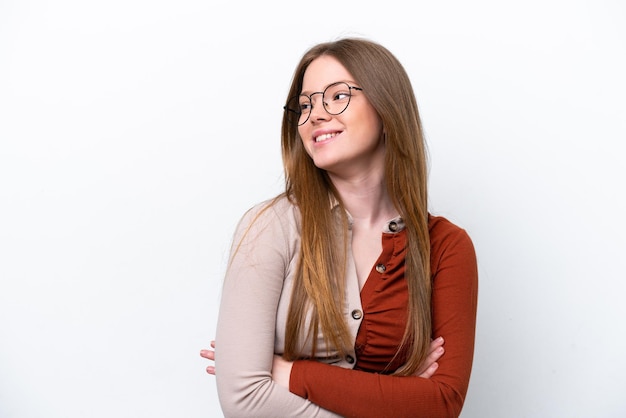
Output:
[351,309,363,320]
[389,221,398,232]
[375,264,386,273]
[346,355,355,364]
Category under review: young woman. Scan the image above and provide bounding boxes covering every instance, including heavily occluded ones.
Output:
[201,37,478,418]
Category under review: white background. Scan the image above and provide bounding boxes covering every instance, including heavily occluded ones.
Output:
[1,1,625,417]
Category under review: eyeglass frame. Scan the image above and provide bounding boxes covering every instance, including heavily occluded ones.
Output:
[283,81,364,126]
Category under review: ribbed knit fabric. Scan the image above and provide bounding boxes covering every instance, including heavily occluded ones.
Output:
[290,215,479,418]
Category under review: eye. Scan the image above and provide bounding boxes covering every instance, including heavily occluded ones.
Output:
[298,99,312,112]
[325,83,352,102]
[332,91,351,101]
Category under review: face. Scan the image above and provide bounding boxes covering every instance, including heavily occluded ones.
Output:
[298,56,384,179]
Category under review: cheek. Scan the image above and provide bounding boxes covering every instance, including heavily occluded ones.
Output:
[297,128,314,157]
[358,116,384,144]
[297,125,306,141]
[370,113,384,135]
[297,126,311,144]
[355,105,383,137]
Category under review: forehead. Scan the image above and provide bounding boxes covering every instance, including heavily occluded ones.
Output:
[301,56,354,93]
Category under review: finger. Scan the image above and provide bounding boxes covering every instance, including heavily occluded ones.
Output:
[206,365,215,375]
[428,336,444,354]
[200,349,215,360]
[414,341,445,376]
[415,346,444,375]
[210,340,216,348]
[429,345,445,363]
[418,361,438,379]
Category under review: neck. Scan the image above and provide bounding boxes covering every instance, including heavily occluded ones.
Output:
[329,171,397,228]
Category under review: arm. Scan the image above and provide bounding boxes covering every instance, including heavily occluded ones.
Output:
[271,337,445,386]
[288,220,479,418]
[214,200,340,418]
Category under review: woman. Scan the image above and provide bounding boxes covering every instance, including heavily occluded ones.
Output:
[201,37,478,418]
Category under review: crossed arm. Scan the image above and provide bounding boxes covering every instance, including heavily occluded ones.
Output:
[200,205,477,418]
[201,337,445,386]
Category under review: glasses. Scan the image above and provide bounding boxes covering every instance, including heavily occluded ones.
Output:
[284,81,363,126]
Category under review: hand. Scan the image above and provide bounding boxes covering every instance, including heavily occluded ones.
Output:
[200,340,216,375]
[271,355,293,389]
[414,337,445,378]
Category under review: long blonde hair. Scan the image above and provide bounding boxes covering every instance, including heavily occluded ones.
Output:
[281,38,431,375]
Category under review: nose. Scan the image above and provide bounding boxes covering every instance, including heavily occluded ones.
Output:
[308,92,329,123]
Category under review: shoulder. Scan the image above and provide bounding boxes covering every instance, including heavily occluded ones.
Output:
[233,194,301,242]
[428,214,477,268]
[428,214,471,242]
[240,194,300,227]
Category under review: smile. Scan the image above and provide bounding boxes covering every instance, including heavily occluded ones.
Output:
[314,132,341,143]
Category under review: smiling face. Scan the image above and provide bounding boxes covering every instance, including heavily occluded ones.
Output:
[298,55,384,179]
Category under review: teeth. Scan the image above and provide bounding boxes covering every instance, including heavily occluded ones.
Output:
[315,133,337,142]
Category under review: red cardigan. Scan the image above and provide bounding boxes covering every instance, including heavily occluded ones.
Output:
[289,215,479,418]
